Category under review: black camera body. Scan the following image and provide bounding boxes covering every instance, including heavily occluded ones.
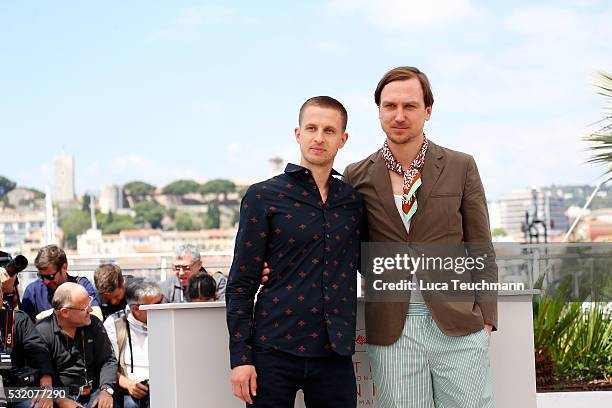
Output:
[0,251,28,278]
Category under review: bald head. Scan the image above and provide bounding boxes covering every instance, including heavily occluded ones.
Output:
[52,282,88,310]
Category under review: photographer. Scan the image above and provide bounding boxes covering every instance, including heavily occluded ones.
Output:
[103,280,161,408]
[0,251,28,310]
[0,281,54,408]
[94,265,129,321]
[36,283,117,408]
[22,245,102,323]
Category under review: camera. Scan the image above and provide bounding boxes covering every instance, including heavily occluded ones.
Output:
[0,353,38,387]
[0,252,28,278]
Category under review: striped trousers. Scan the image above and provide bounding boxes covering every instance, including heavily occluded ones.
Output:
[367,303,494,408]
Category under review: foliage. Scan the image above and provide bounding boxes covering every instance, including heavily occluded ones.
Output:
[202,203,220,229]
[555,303,612,381]
[59,209,90,249]
[533,276,612,383]
[200,179,236,199]
[82,193,92,212]
[133,201,165,229]
[237,185,250,197]
[491,227,507,237]
[0,175,16,197]
[176,212,198,231]
[123,181,155,199]
[162,179,201,196]
[583,71,612,177]
[97,211,137,234]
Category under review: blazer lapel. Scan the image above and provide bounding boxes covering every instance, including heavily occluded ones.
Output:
[371,151,410,241]
[409,142,445,235]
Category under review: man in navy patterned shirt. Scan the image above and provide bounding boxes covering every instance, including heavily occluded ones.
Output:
[226,96,364,407]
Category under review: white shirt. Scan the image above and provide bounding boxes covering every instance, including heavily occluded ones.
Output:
[394,194,424,303]
[104,306,150,382]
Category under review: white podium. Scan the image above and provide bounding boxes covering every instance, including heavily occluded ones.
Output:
[142,302,243,408]
[144,292,537,408]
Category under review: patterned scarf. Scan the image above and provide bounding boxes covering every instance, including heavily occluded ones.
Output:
[382,136,428,222]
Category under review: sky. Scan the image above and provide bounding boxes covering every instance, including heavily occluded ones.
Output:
[1,0,611,200]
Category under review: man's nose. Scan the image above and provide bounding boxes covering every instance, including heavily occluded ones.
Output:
[394,107,406,122]
[314,130,324,143]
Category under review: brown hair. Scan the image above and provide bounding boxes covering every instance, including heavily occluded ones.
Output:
[298,96,348,132]
[374,66,434,108]
[94,263,124,294]
[34,244,67,272]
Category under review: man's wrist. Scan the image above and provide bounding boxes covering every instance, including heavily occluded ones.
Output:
[100,384,114,396]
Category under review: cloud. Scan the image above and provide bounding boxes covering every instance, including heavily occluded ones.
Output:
[327,0,478,30]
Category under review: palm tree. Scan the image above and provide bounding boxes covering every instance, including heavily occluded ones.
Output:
[584,71,612,174]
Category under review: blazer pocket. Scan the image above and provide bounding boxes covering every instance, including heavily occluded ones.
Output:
[430,192,462,198]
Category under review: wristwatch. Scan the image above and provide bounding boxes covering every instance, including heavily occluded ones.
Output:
[101,385,114,396]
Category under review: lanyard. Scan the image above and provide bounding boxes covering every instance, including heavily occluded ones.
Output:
[2,309,14,353]
[125,315,134,373]
[80,330,89,384]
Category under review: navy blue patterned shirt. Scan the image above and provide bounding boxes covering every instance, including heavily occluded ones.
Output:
[226,164,364,368]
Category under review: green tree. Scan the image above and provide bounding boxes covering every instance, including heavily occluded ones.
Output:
[176,212,198,231]
[59,209,90,249]
[162,180,201,196]
[202,203,220,229]
[123,181,156,206]
[82,193,92,212]
[97,211,137,234]
[200,179,236,201]
[584,71,612,176]
[0,176,16,197]
[237,185,250,197]
[491,227,508,237]
[25,187,45,199]
[103,218,138,234]
[134,201,165,229]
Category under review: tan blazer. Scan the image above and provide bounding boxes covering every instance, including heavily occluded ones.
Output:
[344,140,498,345]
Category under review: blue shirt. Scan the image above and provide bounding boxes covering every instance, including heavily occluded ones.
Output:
[21,274,99,321]
[226,164,365,368]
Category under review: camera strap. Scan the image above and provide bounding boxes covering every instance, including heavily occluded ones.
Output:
[125,315,134,374]
[1,309,14,355]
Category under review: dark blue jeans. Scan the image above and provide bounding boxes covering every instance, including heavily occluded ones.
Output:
[248,348,356,408]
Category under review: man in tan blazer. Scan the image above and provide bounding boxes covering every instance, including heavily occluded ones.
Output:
[344,67,497,408]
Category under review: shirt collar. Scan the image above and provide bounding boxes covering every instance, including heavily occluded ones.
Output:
[51,312,83,338]
[284,163,342,177]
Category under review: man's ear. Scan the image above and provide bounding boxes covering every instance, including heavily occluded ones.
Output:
[338,132,349,149]
[294,127,301,144]
[425,106,432,121]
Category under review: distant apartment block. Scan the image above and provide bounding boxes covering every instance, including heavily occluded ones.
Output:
[498,189,568,237]
[53,155,76,203]
[0,209,47,255]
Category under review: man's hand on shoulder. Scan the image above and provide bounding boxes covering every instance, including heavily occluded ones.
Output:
[260,262,271,285]
[231,365,257,404]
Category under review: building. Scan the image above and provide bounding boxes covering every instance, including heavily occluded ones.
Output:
[0,209,48,256]
[498,189,568,239]
[574,208,612,241]
[5,188,44,210]
[53,155,76,203]
[99,185,124,214]
[77,228,237,255]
